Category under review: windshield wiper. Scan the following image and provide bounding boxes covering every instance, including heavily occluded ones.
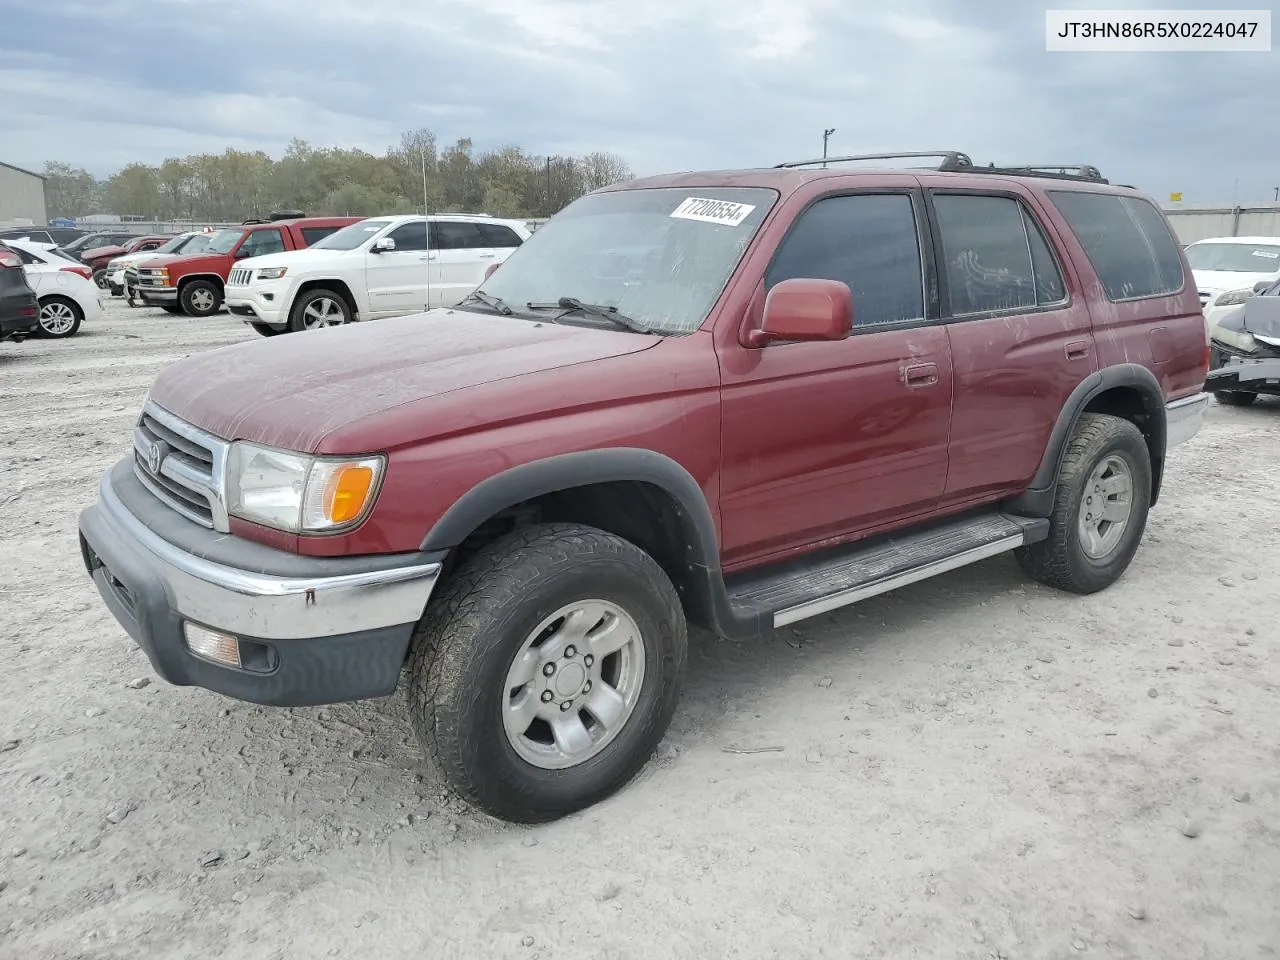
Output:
[458,290,514,316]
[525,297,654,334]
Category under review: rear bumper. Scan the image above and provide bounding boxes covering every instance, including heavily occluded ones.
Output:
[1166,392,1209,448]
[77,460,443,706]
[1,309,39,339]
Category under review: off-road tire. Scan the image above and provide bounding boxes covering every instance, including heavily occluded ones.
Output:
[179,279,222,317]
[1215,390,1257,407]
[1015,413,1151,594]
[289,288,352,332]
[406,523,688,823]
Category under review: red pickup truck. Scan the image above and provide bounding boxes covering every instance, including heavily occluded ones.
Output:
[133,217,360,317]
[79,152,1209,823]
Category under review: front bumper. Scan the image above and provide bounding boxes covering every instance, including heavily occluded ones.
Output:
[78,459,444,706]
[1206,353,1280,395]
[1165,392,1210,448]
[138,285,178,304]
[225,283,287,327]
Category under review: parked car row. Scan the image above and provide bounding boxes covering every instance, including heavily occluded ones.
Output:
[0,239,104,339]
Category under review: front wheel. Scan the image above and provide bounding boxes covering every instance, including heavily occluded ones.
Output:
[180,280,223,317]
[1215,390,1258,407]
[289,288,351,332]
[35,296,83,338]
[406,523,688,823]
[1015,413,1152,594]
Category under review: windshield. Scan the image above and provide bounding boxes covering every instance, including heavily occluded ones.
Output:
[1185,242,1280,273]
[206,229,245,254]
[311,219,393,251]
[156,234,192,254]
[474,187,777,335]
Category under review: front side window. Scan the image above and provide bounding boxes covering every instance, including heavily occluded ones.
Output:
[386,221,429,252]
[766,193,924,327]
[477,186,777,335]
[1048,191,1185,300]
[238,229,285,257]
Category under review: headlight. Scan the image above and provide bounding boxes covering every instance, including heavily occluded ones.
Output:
[1214,287,1255,307]
[226,441,384,533]
[256,267,288,280]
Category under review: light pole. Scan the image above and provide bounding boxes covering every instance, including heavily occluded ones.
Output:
[822,128,836,168]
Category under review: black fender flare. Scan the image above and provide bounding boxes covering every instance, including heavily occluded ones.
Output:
[420,448,769,640]
[1006,363,1167,516]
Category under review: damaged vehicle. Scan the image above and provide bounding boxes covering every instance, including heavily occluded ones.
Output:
[1206,278,1280,406]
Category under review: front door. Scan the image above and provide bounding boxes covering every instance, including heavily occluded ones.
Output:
[365,219,431,317]
[918,183,1098,498]
[718,190,954,568]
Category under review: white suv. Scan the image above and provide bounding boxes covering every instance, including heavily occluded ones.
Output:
[223,214,531,334]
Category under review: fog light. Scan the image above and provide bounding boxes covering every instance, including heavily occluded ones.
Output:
[183,622,242,668]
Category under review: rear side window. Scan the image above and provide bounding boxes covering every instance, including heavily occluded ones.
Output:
[478,223,523,247]
[432,222,487,250]
[766,194,924,327]
[301,226,340,246]
[932,194,1067,315]
[1048,191,1184,301]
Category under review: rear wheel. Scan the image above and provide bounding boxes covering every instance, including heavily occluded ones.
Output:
[180,280,222,317]
[406,523,688,823]
[1016,413,1151,594]
[35,296,83,338]
[289,288,351,332]
[1215,390,1258,407]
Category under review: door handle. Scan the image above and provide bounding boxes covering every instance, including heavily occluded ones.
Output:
[1065,339,1091,361]
[903,362,939,388]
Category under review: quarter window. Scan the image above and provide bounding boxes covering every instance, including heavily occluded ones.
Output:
[766,194,924,328]
[1048,191,1184,301]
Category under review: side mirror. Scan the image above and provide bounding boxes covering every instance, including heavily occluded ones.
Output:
[483,262,500,280]
[371,237,396,253]
[746,278,853,347]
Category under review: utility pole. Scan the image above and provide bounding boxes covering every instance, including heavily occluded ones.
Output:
[1273,186,1278,202]
[822,128,836,168]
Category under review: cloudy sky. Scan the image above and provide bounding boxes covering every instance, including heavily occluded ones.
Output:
[1,0,1275,204]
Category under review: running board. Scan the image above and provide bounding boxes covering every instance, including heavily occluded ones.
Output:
[725,512,1049,629]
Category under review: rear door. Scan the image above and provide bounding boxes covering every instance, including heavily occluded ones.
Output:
[917,183,1096,499]
[477,222,524,268]
[718,186,954,566]
[428,221,491,307]
[365,219,430,316]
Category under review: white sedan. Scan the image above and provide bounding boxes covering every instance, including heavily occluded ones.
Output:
[0,239,104,338]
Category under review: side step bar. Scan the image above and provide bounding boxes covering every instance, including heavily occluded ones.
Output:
[725,512,1049,630]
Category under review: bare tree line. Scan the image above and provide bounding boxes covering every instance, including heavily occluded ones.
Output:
[40,128,635,222]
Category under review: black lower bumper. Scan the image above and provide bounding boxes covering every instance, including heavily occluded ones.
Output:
[77,462,442,707]
[1206,351,1280,396]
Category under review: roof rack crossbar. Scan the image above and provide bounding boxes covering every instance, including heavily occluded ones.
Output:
[775,151,974,171]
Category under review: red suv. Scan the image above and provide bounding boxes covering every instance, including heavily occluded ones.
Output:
[78,152,1209,823]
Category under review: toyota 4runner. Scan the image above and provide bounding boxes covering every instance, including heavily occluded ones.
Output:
[78,152,1210,823]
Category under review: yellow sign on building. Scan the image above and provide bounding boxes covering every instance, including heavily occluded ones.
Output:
[1169,192,1183,202]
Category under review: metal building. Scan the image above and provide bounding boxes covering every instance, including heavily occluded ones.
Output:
[0,161,48,226]
[1162,203,1280,245]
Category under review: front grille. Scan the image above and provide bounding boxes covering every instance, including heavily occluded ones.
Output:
[132,401,231,531]
[228,267,252,286]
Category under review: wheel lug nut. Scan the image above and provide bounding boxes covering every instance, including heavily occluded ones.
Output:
[583,680,592,693]
[543,663,555,676]
[560,700,573,712]
[584,655,594,667]
[541,690,553,703]
[565,645,576,658]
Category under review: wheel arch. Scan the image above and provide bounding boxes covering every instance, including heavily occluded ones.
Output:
[292,279,358,321]
[38,292,83,316]
[1006,364,1167,516]
[420,448,765,638]
[176,272,225,291]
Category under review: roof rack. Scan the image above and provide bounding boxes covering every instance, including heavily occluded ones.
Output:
[775,151,974,170]
[973,163,1108,183]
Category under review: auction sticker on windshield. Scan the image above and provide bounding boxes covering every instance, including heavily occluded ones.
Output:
[670,197,756,226]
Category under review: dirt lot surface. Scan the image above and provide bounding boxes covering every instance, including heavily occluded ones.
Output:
[1,299,1277,960]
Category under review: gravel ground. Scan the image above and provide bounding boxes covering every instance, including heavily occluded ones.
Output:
[1,299,1277,960]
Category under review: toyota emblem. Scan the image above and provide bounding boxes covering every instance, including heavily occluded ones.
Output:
[145,439,167,475]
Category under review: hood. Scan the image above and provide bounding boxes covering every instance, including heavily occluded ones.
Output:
[149,309,660,452]
[115,250,177,268]
[236,247,351,272]
[82,244,127,261]
[139,251,228,271]
[1192,268,1277,300]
